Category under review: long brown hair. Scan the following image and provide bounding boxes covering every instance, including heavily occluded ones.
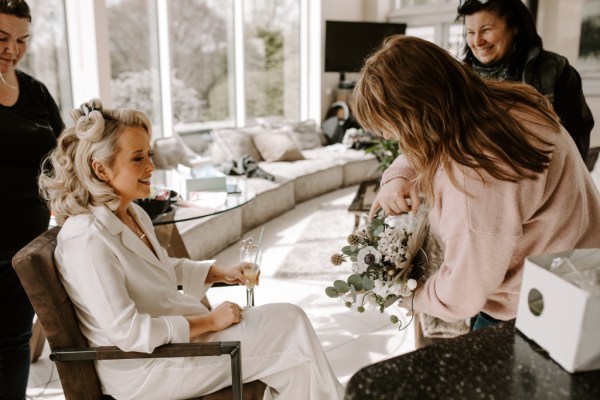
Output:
[352,35,560,201]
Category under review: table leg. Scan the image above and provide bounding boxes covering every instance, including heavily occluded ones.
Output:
[154,224,190,259]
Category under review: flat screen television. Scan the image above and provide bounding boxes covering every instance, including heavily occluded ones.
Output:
[325,20,407,78]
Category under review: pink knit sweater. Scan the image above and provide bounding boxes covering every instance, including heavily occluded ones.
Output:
[382,117,600,322]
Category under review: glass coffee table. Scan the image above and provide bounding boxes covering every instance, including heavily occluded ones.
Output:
[151,178,256,258]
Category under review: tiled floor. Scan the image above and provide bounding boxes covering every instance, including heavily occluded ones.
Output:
[26,185,417,399]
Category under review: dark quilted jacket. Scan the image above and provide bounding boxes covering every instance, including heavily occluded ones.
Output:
[521,47,594,159]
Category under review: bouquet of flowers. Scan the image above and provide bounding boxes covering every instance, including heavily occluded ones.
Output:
[325,211,429,328]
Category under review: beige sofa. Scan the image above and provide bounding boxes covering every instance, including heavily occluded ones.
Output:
[155,120,381,260]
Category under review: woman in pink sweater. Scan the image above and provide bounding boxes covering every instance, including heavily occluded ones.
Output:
[352,35,600,330]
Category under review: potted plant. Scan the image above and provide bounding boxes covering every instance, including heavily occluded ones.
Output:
[365,138,400,171]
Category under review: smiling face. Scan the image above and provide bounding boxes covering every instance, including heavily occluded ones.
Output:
[0,13,30,77]
[97,126,155,209]
[465,10,517,65]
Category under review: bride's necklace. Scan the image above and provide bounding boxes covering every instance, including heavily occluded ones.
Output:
[127,213,146,240]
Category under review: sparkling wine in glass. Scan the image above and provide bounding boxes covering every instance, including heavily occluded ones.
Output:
[240,238,262,307]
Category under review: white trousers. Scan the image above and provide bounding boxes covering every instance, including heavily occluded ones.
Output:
[104,303,344,400]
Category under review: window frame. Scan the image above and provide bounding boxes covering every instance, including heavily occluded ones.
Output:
[64,0,319,138]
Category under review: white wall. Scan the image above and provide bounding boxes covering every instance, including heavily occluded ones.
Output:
[320,0,366,119]
[537,0,600,148]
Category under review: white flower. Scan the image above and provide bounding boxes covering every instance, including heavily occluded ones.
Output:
[356,246,382,269]
[387,282,403,297]
[406,279,418,291]
[352,262,366,274]
[372,279,388,298]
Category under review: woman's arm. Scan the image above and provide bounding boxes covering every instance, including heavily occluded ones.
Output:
[369,154,420,219]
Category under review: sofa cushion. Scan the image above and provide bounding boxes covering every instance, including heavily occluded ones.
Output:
[210,126,264,164]
[290,120,326,150]
[241,179,295,231]
[176,208,243,261]
[253,131,305,162]
[258,157,343,203]
[152,136,193,169]
[303,145,381,186]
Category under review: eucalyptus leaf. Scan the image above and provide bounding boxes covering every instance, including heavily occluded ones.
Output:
[373,226,384,237]
[347,274,363,291]
[371,219,383,230]
[333,280,349,293]
[362,276,375,291]
[347,274,362,285]
[325,287,338,298]
[350,284,357,303]
[341,246,356,256]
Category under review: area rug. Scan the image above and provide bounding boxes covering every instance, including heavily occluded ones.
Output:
[273,201,356,281]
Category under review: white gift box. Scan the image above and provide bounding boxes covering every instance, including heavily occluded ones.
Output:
[170,164,227,199]
[516,248,600,372]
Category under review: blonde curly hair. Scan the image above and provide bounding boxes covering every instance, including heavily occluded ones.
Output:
[39,99,152,222]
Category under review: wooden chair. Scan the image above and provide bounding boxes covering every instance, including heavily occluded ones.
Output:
[12,226,266,400]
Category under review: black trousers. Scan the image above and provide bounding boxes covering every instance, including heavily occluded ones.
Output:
[0,260,35,400]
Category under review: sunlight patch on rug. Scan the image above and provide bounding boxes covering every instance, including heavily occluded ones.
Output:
[273,202,358,280]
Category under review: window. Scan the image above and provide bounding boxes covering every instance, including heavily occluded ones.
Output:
[243,0,301,122]
[50,0,310,138]
[167,0,234,129]
[105,0,163,136]
[389,0,464,57]
[20,0,72,122]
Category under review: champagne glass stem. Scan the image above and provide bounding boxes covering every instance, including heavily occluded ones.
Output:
[246,287,254,307]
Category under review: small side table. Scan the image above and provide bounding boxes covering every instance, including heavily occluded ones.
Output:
[348,178,380,229]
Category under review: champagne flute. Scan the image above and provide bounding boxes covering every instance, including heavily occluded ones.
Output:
[241,247,261,307]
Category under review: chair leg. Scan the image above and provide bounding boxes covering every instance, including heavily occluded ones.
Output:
[30,318,46,363]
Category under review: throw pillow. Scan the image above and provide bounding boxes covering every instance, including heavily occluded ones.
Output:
[210,126,264,164]
[152,136,192,169]
[253,131,305,162]
[290,119,325,150]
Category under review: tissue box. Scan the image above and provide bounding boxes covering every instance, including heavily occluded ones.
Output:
[170,165,226,199]
[515,248,600,372]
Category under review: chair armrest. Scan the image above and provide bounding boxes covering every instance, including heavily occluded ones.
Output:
[50,341,243,400]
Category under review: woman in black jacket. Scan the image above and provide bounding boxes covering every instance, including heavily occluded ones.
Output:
[457,0,594,159]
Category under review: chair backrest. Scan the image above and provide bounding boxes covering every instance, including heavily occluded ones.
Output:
[12,226,106,400]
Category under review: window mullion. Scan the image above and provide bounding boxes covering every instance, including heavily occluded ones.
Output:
[157,0,173,137]
[64,0,111,107]
[233,0,246,127]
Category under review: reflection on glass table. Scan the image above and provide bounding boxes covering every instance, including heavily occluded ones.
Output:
[151,178,256,226]
[147,175,256,258]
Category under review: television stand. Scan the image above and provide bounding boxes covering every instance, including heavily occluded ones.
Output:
[338,72,355,89]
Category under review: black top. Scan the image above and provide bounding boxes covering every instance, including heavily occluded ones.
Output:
[467,47,594,159]
[345,321,600,400]
[0,70,64,261]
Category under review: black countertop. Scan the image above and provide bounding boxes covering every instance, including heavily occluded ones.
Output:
[344,321,600,400]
